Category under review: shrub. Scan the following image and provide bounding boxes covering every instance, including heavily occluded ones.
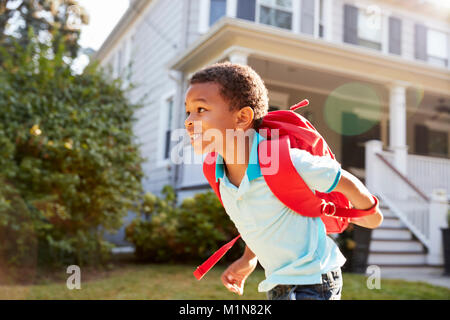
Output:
[0,33,145,271]
[126,186,244,264]
[335,224,356,272]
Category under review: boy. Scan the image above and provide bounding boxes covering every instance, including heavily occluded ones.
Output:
[184,62,383,300]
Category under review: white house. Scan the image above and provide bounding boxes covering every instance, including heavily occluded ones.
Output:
[93,0,450,269]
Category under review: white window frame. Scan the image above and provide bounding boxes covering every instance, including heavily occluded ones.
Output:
[200,0,301,33]
[256,0,295,31]
[315,0,321,38]
[420,21,450,70]
[199,0,211,33]
[157,90,177,168]
[356,5,383,51]
[313,0,332,40]
[426,28,449,68]
[344,2,390,54]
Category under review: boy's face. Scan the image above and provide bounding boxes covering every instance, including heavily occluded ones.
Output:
[184,82,240,155]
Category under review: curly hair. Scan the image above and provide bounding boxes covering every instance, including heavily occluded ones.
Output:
[189,62,269,130]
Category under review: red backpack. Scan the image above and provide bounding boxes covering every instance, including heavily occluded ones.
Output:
[193,99,379,280]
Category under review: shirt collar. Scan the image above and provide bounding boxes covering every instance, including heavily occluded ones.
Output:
[215,131,265,182]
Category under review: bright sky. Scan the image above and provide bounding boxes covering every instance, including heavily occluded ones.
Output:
[72,0,129,73]
[78,0,130,51]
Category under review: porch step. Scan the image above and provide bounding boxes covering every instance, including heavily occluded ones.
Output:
[372,227,412,240]
[367,198,430,268]
[370,239,424,252]
[381,217,405,228]
[380,208,396,218]
[368,251,427,265]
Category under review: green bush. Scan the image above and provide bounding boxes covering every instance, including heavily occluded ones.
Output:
[335,224,355,272]
[0,33,145,272]
[126,186,244,264]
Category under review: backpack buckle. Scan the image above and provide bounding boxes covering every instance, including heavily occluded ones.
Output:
[322,201,336,217]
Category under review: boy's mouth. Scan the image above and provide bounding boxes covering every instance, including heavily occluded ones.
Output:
[190,133,202,143]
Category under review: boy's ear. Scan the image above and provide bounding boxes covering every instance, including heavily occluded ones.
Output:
[235,106,254,130]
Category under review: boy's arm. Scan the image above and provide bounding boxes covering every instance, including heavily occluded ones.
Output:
[242,245,257,262]
[221,245,257,295]
[333,169,383,229]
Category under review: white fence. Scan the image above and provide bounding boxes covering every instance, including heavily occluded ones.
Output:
[366,140,449,265]
[407,154,450,200]
[374,151,431,247]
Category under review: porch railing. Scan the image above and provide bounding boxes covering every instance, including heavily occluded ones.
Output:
[374,152,431,248]
[407,153,450,200]
[366,140,449,265]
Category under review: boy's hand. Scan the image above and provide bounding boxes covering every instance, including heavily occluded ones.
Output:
[221,256,257,296]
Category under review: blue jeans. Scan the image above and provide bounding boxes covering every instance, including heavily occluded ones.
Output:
[266,268,342,300]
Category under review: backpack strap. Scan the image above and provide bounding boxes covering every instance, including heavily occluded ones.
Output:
[259,136,323,217]
[203,152,224,206]
[323,194,379,218]
[260,136,379,219]
[195,152,241,280]
[193,234,241,280]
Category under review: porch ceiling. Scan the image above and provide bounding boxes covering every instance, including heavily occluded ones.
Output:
[167,17,450,96]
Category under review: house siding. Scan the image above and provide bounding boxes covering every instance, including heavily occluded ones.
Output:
[125,0,185,196]
[187,0,202,46]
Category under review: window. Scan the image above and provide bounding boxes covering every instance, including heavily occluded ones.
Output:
[164,97,174,160]
[235,0,327,37]
[209,0,227,26]
[357,6,382,50]
[427,29,448,67]
[344,4,383,50]
[415,124,449,157]
[428,129,448,157]
[258,0,293,30]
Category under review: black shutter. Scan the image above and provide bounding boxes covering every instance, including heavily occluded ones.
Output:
[388,17,402,55]
[414,24,427,61]
[301,0,315,35]
[415,124,429,155]
[343,4,358,44]
[237,0,256,21]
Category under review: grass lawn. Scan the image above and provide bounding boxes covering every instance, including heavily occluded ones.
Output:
[1,262,449,300]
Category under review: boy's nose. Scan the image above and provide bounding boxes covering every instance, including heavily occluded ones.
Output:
[184,117,193,128]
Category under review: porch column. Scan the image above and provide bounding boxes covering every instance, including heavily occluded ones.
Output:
[427,189,448,266]
[388,82,409,176]
[229,50,249,65]
[365,140,383,194]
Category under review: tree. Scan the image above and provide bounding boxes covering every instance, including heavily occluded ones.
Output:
[0,32,145,273]
[0,0,89,58]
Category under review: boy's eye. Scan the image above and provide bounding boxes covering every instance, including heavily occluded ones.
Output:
[185,107,206,117]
